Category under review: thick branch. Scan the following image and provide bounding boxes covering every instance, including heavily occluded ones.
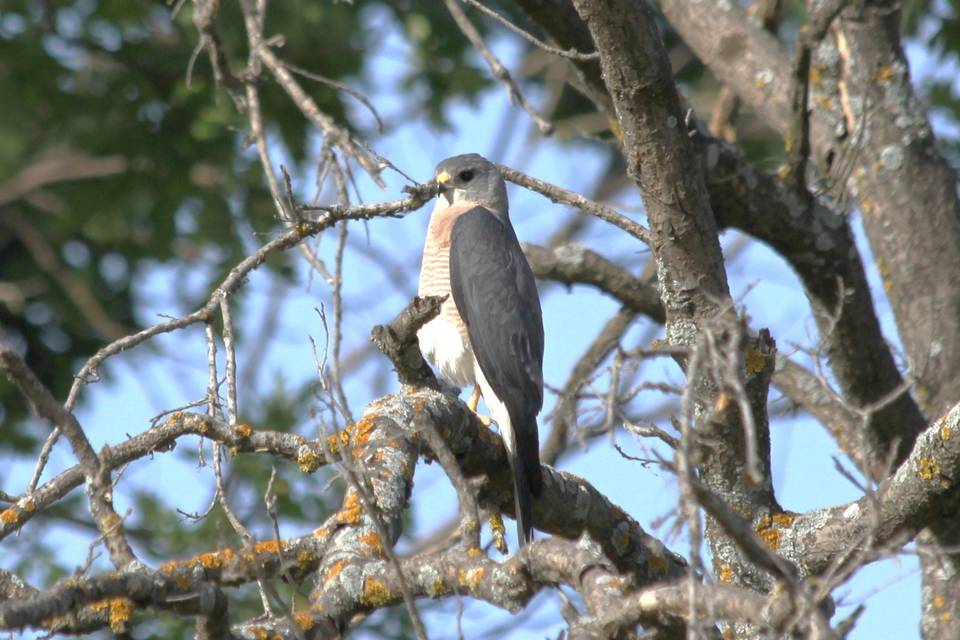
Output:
[770,402,960,576]
[370,295,444,387]
[659,0,960,422]
[523,243,663,322]
[1,386,689,634]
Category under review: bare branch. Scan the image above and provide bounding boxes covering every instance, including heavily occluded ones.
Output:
[0,349,137,568]
[498,165,649,243]
[458,0,599,61]
[64,185,435,413]
[443,0,554,135]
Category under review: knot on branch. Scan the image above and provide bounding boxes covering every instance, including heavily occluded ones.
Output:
[371,295,445,387]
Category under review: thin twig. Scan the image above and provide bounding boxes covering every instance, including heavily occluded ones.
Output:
[252,43,384,183]
[63,186,434,413]
[414,413,482,550]
[329,161,355,424]
[457,0,599,61]
[497,165,650,243]
[219,298,239,427]
[281,60,384,133]
[443,0,554,135]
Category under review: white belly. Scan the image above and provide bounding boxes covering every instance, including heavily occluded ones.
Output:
[417,316,476,387]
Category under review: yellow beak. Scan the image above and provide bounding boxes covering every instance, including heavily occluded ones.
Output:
[436,171,451,184]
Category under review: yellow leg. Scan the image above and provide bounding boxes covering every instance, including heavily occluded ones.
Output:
[467,386,482,412]
[488,511,508,554]
[467,386,492,426]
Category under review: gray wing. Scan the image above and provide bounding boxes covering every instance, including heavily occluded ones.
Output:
[449,207,544,496]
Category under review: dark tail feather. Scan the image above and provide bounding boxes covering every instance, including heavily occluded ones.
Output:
[509,418,542,547]
[510,449,534,546]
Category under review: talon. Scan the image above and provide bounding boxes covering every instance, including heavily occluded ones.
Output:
[466,386,492,425]
[467,386,481,412]
[489,511,508,555]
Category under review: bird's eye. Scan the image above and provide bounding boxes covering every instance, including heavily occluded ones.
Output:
[458,169,474,182]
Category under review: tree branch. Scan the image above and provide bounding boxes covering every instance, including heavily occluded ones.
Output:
[0,349,137,568]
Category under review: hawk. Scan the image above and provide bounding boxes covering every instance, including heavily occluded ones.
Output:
[417,153,544,546]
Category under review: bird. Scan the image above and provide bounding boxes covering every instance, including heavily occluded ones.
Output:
[417,153,544,546]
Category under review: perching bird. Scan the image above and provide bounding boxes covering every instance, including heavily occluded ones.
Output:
[417,153,544,546]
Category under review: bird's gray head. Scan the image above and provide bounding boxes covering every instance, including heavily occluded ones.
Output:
[434,153,509,218]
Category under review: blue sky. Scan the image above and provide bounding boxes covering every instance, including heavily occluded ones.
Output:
[5,4,956,637]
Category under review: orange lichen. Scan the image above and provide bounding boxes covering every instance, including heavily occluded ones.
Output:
[157,560,194,590]
[360,532,385,556]
[361,577,393,607]
[718,564,734,583]
[314,525,331,539]
[1,508,19,525]
[352,419,377,449]
[198,549,233,569]
[297,550,319,568]
[467,547,483,558]
[325,429,351,455]
[809,66,824,86]
[428,577,448,597]
[158,560,179,573]
[818,96,833,110]
[939,612,953,623]
[772,512,797,528]
[875,66,895,83]
[164,411,184,427]
[295,222,312,237]
[294,612,315,631]
[458,567,485,592]
[254,539,284,554]
[234,423,253,438]
[298,448,322,473]
[758,530,783,550]
[745,348,766,374]
[325,559,347,583]
[109,598,133,632]
[934,596,946,609]
[917,457,942,481]
[755,512,796,551]
[92,598,133,633]
[940,424,952,442]
[337,492,363,524]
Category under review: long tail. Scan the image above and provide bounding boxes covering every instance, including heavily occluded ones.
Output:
[508,417,542,547]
